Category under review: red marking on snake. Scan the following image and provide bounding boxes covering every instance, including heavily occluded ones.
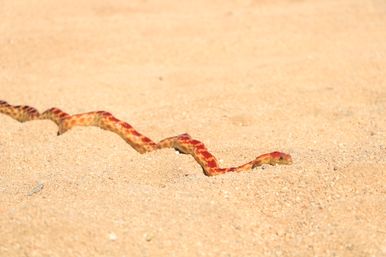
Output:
[206,160,217,168]
[195,144,206,150]
[131,130,141,136]
[141,137,152,143]
[200,151,213,159]
[122,123,132,129]
[0,100,292,176]
[108,116,119,122]
[190,140,201,145]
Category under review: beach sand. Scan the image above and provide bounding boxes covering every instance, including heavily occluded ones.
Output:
[1,0,385,256]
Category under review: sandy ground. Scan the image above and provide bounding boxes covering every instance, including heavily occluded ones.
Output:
[1,0,385,256]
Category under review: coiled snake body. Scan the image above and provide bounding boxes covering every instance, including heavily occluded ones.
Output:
[0,100,292,176]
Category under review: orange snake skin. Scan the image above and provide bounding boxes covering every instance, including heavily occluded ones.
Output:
[0,100,292,176]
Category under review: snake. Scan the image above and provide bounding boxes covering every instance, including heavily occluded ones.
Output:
[0,100,292,176]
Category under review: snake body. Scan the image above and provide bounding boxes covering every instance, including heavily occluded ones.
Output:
[0,100,292,176]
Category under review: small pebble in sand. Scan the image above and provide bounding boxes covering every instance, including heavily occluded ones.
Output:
[27,181,44,196]
[144,233,154,242]
[108,232,117,241]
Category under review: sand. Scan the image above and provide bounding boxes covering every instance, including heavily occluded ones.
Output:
[1,0,385,256]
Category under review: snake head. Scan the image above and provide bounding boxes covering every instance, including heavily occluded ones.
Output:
[252,151,293,168]
[270,151,293,165]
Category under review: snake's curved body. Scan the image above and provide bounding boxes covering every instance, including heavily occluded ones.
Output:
[0,100,292,176]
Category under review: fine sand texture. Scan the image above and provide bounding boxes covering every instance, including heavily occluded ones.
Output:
[1,0,385,256]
